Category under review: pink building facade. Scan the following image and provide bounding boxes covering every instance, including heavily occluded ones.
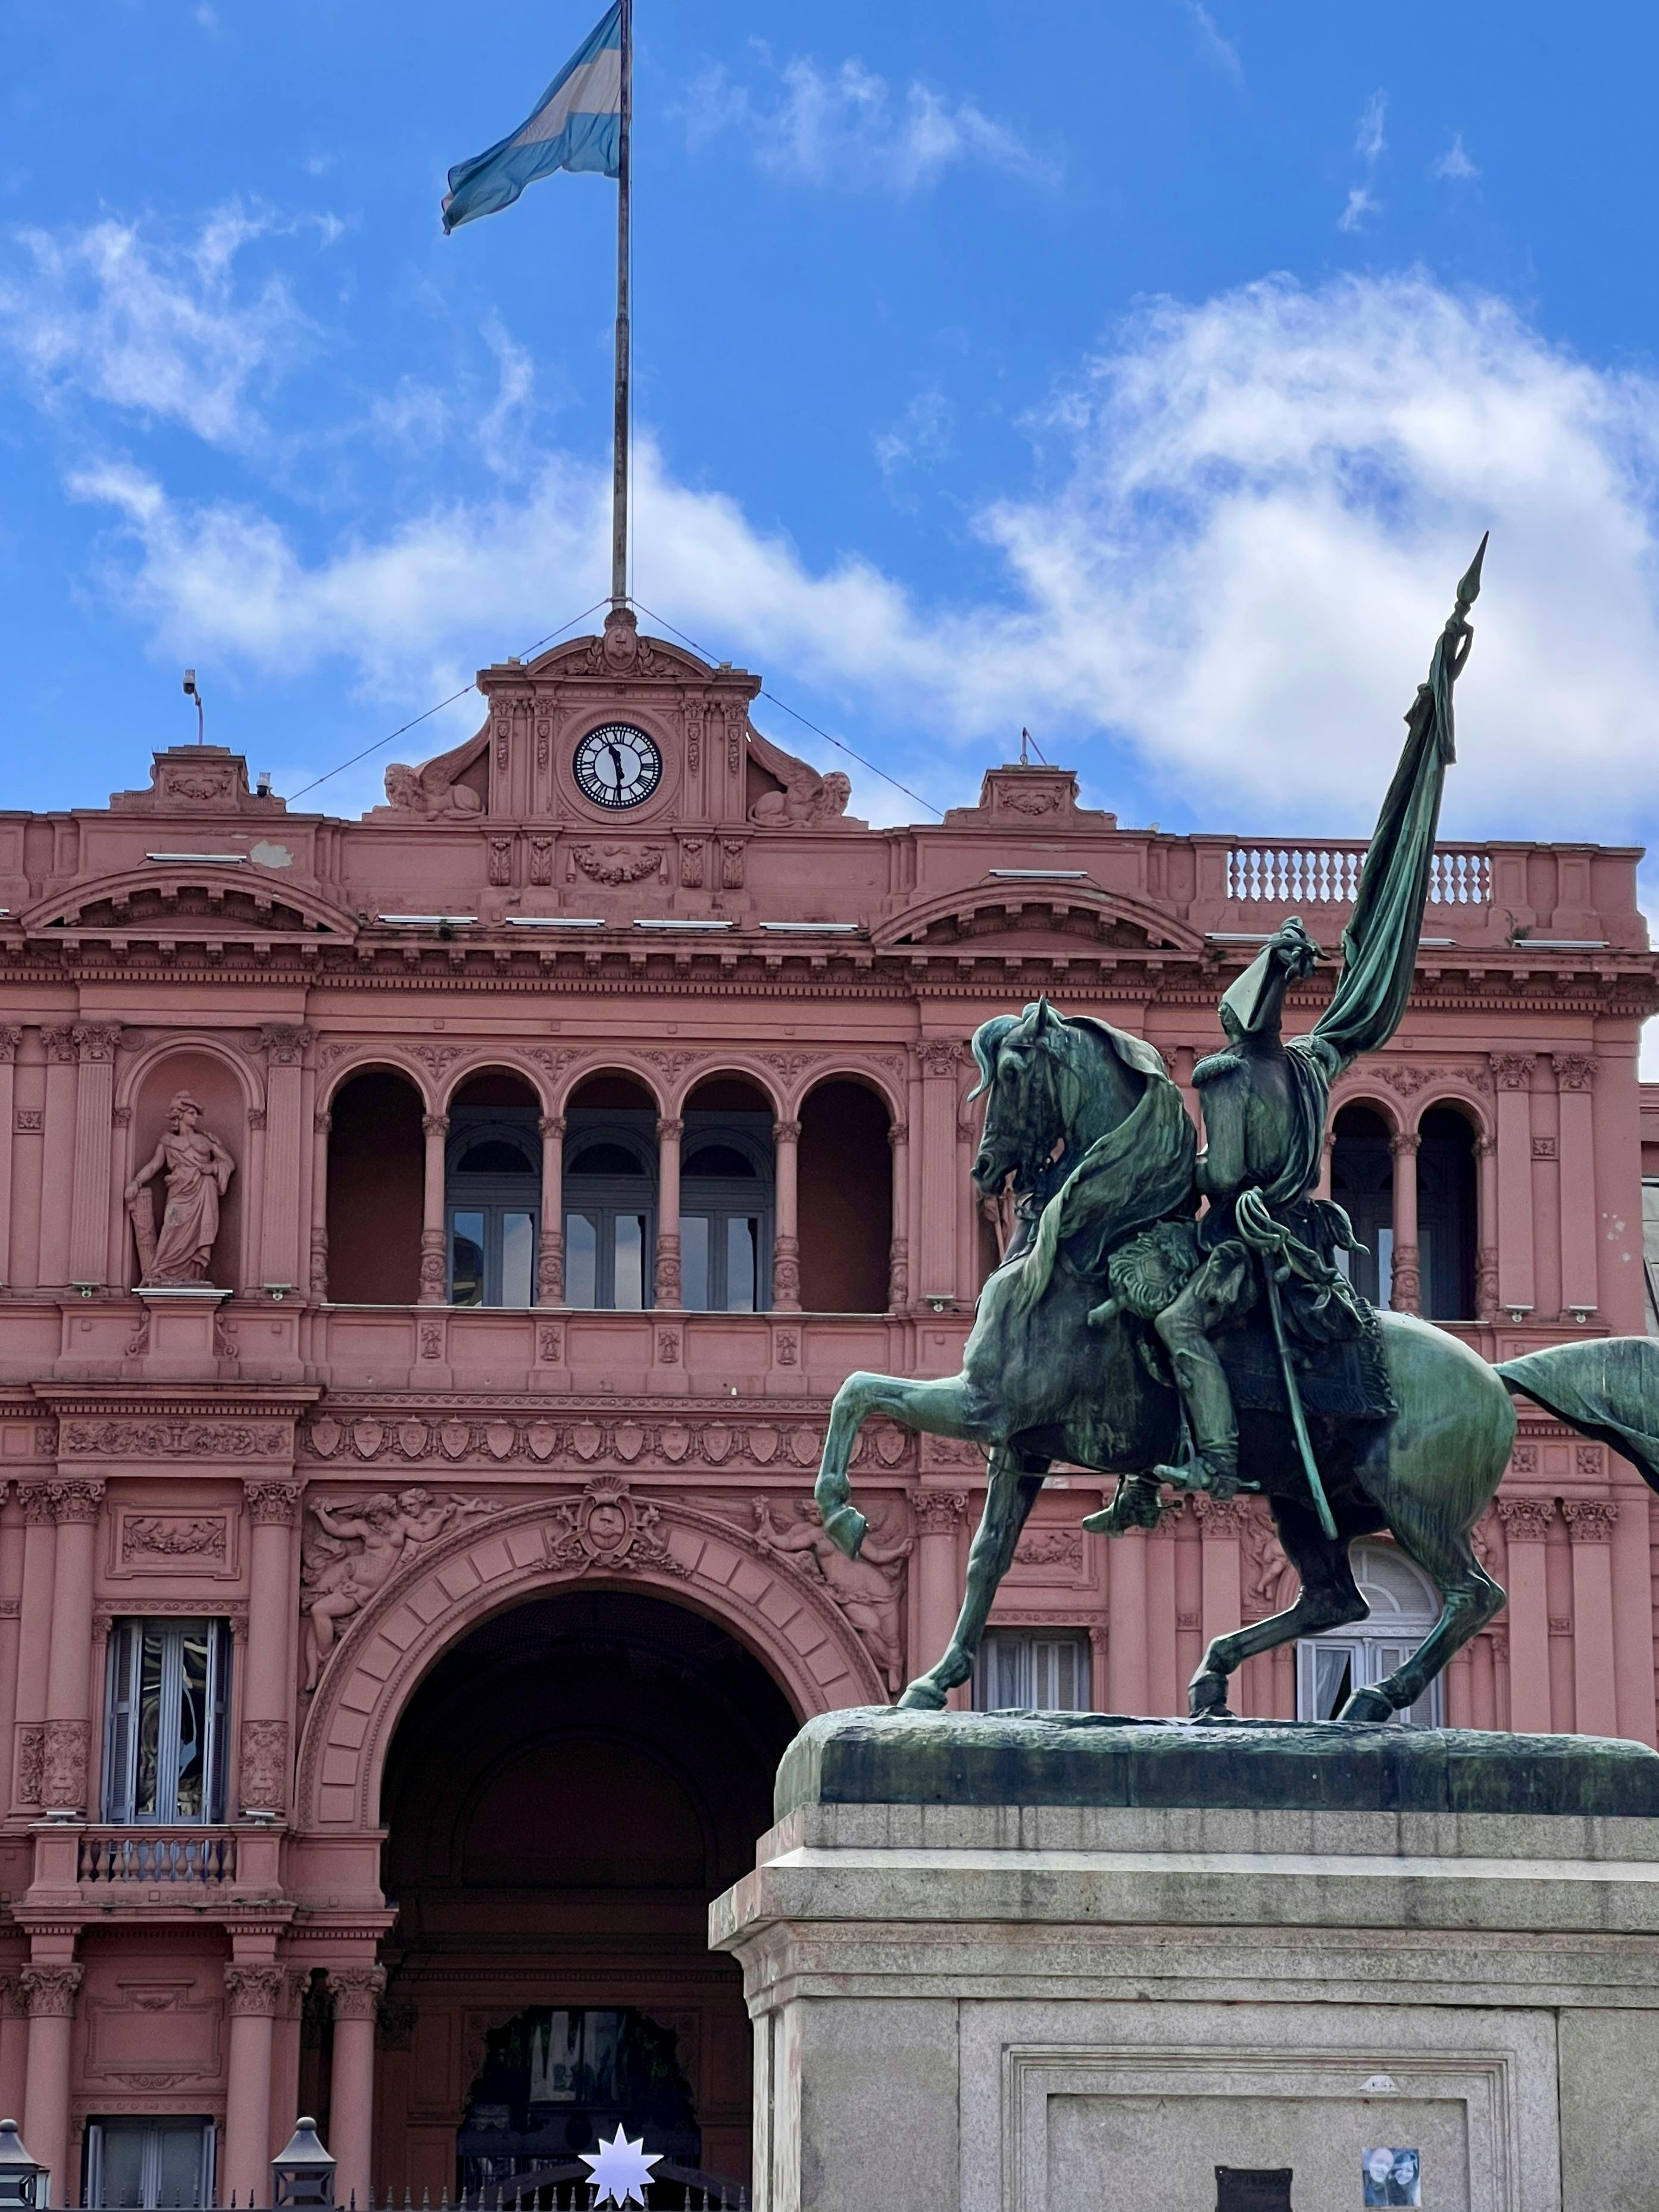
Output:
[0,607,1651,2201]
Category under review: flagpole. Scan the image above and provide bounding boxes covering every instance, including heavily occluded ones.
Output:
[610,0,632,609]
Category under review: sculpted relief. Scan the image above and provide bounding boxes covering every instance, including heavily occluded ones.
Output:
[126,1091,235,1288]
[752,1497,911,1692]
[301,1488,495,1688]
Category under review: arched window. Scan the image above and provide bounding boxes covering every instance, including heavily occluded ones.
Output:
[798,1079,892,1312]
[1330,1104,1394,1307]
[1417,1105,1477,1321]
[563,1077,659,1310]
[326,1070,423,1302]
[446,1074,542,1307]
[679,1077,774,1313]
[1295,1542,1443,1726]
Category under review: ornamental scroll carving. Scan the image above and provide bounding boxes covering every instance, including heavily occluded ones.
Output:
[42,1718,91,1811]
[224,1965,285,2017]
[546,1476,687,1579]
[64,1421,286,1458]
[20,1964,82,2018]
[327,1966,386,2022]
[301,1488,497,1689]
[239,1719,289,1814]
[121,1515,226,1562]
[753,1498,911,1692]
[570,842,664,886]
[126,1091,235,1288]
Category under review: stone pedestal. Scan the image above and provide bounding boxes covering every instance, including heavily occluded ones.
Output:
[710,1710,1659,2212]
[133,1284,231,1377]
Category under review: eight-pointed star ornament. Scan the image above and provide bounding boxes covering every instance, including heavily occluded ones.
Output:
[579,2125,663,2207]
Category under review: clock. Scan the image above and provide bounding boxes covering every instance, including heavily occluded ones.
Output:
[573,721,663,810]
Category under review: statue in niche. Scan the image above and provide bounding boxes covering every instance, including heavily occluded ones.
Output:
[752,1497,911,1692]
[126,1091,235,1287]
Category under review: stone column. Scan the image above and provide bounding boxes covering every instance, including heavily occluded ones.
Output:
[42,1479,102,1815]
[1554,1054,1599,1319]
[1490,1054,1536,1319]
[1474,1133,1499,1323]
[1194,1496,1245,1660]
[20,1960,80,2199]
[240,1480,301,1817]
[259,1026,311,1293]
[656,1117,683,1308]
[0,1977,27,2138]
[327,1965,386,2208]
[536,1114,564,1304]
[1106,1526,1149,1715]
[1388,1130,1421,1314]
[0,1487,21,1814]
[38,1029,77,1291]
[771,1119,799,1312]
[269,1967,311,2164]
[0,1029,20,1287]
[223,1963,283,2205]
[68,1024,120,1289]
[917,1045,960,1306]
[418,1113,448,1305]
[910,1492,967,1701]
[11,1488,54,1814]
[1564,1498,1620,1736]
[310,1107,332,1301]
[1497,1497,1554,1731]
[886,1121,910,1312]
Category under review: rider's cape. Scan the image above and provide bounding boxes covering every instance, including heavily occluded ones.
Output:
[1013,1021,1196,1313]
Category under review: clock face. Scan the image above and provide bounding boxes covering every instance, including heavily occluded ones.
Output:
[573,721,663,810]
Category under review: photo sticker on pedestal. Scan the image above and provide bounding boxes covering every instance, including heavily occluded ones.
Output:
[1362,2147,1421,2206]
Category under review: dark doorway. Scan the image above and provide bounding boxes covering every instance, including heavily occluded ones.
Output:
[377,1591,798,2199]
[1417,1105,1477,1321]
[1330,1105,1394,1307]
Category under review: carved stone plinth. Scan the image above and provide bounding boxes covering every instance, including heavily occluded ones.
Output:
[128,1285,234,1379]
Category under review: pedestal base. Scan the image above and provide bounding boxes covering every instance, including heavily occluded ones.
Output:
[710,1710,1659,2212]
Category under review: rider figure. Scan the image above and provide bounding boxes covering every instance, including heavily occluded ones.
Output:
[1146,537,1486,1499]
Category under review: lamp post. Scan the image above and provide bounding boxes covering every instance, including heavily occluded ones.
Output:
[271,2117,335,2208]
[0,2120,42,2210]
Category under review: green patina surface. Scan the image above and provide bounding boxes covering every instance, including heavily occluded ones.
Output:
[774,1707,1659,1821]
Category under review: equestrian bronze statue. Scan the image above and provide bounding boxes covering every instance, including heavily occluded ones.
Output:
[815,542,1659,1722]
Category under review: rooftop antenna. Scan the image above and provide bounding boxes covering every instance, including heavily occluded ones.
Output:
[182,668,204,744]
[1019,726,1049,767]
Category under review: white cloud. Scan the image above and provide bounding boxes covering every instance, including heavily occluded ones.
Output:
[1183,3,1244,86]
[1355,90,1388,165]
[683,52,1055,193]
[1433,134,1480,183]
[53,267,1659,846]
[0,205,320,447]
[874,388,954,483]
[1338,186,1379,234]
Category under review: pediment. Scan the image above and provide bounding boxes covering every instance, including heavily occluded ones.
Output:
[873,883,1202,957]
[522,610,716,685]
[23,868,359,941]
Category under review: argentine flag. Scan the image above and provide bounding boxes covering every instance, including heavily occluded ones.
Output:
[442,3,623,233]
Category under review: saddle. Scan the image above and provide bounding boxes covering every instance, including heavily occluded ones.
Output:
[1216,1292,1395,1423]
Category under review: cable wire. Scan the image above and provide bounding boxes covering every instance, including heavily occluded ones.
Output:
[628,598,944,819]
[284,598,611,802]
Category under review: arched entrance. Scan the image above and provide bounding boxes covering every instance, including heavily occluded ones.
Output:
[370,1590,796,2198]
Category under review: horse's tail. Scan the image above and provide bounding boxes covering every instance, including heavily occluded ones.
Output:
[1496,1339,1659,1492]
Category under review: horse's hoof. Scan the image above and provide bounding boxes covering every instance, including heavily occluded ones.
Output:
[1189,1707,1239,1724]
[820,1505,867,1558]
[896,1679,948,1711]
[1336,1688,1393,1723]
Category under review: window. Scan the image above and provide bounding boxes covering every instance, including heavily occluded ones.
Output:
[1295,1543,1443,1726]
[446,1113,540,1307]
[103,1620,230,1823]
[974,1630,1091,1711]
[1330,1105,1394,1307]
[563,1112,658,1310]
[1417,1106,1477,1321]
[84,2119,214,2209]
[679,1120,773,1311]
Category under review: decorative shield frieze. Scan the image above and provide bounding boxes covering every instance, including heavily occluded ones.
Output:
[874,1426,907,1466]
[310,1417,342,1459]
[571,1421,603,1461]
[660,1424,691,1463]
[440,1420,471,1460]
[749,1426,779,1465]
[485,1421,515,1461]
[398,1421,429,1460]
[789,1426,819,1466]
[526,1422,559,1463]
[613,1422,644,1463]
[703,1424,732,1464]
[351,1421,383,1460]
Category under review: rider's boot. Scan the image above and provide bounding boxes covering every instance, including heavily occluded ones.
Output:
[1151,1332,1244,1498]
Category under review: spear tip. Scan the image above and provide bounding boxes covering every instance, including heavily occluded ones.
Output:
[1456,529,1489,610]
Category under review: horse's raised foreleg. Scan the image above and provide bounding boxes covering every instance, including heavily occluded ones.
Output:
[816,1370,986,1560]
[1189,1496,1370,1720]
[897,1449,1045,1711]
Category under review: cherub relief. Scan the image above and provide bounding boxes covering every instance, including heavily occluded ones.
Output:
[301,1488,485,1688]
[753,1497,912,1692]
[126,1090,235,1287]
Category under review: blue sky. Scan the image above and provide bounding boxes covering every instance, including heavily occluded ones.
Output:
[4,0,1659,893]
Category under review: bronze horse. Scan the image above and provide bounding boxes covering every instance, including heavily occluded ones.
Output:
[815,1000,1517,1720]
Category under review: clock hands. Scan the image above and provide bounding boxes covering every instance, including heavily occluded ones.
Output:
[605,740,628,790]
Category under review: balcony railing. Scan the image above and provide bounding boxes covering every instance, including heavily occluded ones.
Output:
[77,1826,238,1884]
[1225,843,1492,907]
